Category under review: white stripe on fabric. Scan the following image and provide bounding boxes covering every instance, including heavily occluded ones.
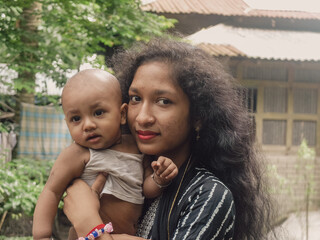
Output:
[172,185,205,240]
[195,188,229,240]
[179,183,219,240]
[211,200,234,240]
[181,185,203,226]
[177,172,204,206]
[225,211,235,234]
[195,168,231,192]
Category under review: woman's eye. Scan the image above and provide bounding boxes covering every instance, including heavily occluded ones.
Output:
[94,110,104,116]
[129,95,141,103]
[71,116,80,122]
[158,99,171,105]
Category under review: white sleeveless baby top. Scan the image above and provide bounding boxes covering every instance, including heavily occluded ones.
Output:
[81,149,144,204]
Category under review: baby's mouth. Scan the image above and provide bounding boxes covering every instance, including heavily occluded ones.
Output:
[87,134,100,141]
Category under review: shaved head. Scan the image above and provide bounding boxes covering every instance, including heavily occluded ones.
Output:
[62,69,122,107]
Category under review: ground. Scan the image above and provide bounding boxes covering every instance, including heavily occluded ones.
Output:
[269,210,320,240]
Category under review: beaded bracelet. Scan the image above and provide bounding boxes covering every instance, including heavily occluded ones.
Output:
[77,222,113,240]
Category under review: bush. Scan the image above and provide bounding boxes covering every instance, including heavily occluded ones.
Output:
[0,158,53,224]
[0,237,32,240]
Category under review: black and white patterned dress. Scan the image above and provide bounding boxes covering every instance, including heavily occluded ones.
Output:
[136,164,235,240]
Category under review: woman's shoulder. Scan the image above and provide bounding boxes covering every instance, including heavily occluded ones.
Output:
[193,167,230,189]
[184,167,234,204]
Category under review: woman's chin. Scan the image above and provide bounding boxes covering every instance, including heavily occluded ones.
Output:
[136,144,161,156]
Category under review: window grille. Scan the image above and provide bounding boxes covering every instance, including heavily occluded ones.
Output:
[292,121,316,146]
[264,87,287,113]
[239,87,257,113]
[293,88,317,114]
[243,65,287,81]
[263,120,287,145]
[295,68,320,83]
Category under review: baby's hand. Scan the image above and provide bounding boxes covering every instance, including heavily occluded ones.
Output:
[151,156,178,187]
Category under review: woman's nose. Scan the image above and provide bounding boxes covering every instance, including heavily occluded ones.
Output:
[83,117,96,131]
[136,104,155,126]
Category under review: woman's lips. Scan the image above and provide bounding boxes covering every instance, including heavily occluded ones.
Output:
[137,130,158,140]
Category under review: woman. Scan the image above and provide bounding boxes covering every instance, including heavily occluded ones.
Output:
[63,38,274,240]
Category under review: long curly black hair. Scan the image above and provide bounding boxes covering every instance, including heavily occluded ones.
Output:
[111,38,275,240]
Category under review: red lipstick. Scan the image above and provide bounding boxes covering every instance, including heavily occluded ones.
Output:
[137,130,158,140]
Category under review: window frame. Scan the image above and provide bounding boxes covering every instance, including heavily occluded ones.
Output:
[231,60,320,154]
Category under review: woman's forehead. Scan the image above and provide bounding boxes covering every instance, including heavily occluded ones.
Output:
[133,62,176,84]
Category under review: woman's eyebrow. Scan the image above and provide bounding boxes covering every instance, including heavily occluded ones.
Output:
[129,87,175,97]
[128,87,139,93]
[154,89,174,96]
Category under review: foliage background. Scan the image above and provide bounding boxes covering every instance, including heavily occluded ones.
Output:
[0,158,53,236]
[0,159,53,217]
[0,0,176,100]
[0,1,175,237]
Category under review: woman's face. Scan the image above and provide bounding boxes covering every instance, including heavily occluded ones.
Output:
[127,61,192,165]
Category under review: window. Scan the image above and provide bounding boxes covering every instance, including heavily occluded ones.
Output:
[293,88,317,114]
[263,120,287,145]
[292,121,316,146]
[238,61,320,152]
[295,68,320,83]
[264,87,287,113]
[240,87,257,113]
[243,64,287,81]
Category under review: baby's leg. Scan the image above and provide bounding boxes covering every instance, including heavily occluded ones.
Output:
[99,194,143,235]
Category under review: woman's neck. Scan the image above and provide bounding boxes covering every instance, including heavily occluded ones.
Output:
[164,146,191,169]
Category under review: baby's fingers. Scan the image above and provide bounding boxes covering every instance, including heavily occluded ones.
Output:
[159,163,178,179]
[151,161,160,172]
[156,156,173,170]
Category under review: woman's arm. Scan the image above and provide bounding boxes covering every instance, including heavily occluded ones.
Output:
[63,175,147,240]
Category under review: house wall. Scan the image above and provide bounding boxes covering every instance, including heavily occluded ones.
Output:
[226,59,320,218]
[228,59,320,154]
[161,13,226,35]
[267,154,320,220]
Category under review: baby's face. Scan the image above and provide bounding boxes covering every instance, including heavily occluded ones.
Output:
[62,77,126,150]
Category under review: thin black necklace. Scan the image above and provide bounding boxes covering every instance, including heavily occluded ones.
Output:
[167,155,192,240]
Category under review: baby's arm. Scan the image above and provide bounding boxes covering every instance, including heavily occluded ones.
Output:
[32,143,88,240]
[143,156,178,199]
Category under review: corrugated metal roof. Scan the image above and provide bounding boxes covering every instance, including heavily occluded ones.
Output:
[197,43,246,57]
[142,0,320,20]
[187,24,320,61]
[247,9,320,20]
[142,0,247,15]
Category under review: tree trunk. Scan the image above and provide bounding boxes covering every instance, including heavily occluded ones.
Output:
[15,1,42,122]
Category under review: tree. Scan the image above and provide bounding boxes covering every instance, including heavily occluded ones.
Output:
[0,0,176,106]
[296,139,316,240]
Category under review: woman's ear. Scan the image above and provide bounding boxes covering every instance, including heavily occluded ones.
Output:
[120,103,128,125]
[194,119,202,131]
[194,119,202,141]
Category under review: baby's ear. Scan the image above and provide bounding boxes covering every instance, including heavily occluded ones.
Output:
[120,103,128,125]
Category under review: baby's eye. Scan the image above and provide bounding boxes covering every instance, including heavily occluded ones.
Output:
[94,110,104,117]
[129,95,141,103]
[71,116,80,122]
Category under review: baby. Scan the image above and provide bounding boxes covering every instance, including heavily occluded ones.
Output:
[32,69,178,239]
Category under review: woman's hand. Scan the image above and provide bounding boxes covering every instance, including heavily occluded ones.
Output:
[63,174,107,236]
[63,174,148,240]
